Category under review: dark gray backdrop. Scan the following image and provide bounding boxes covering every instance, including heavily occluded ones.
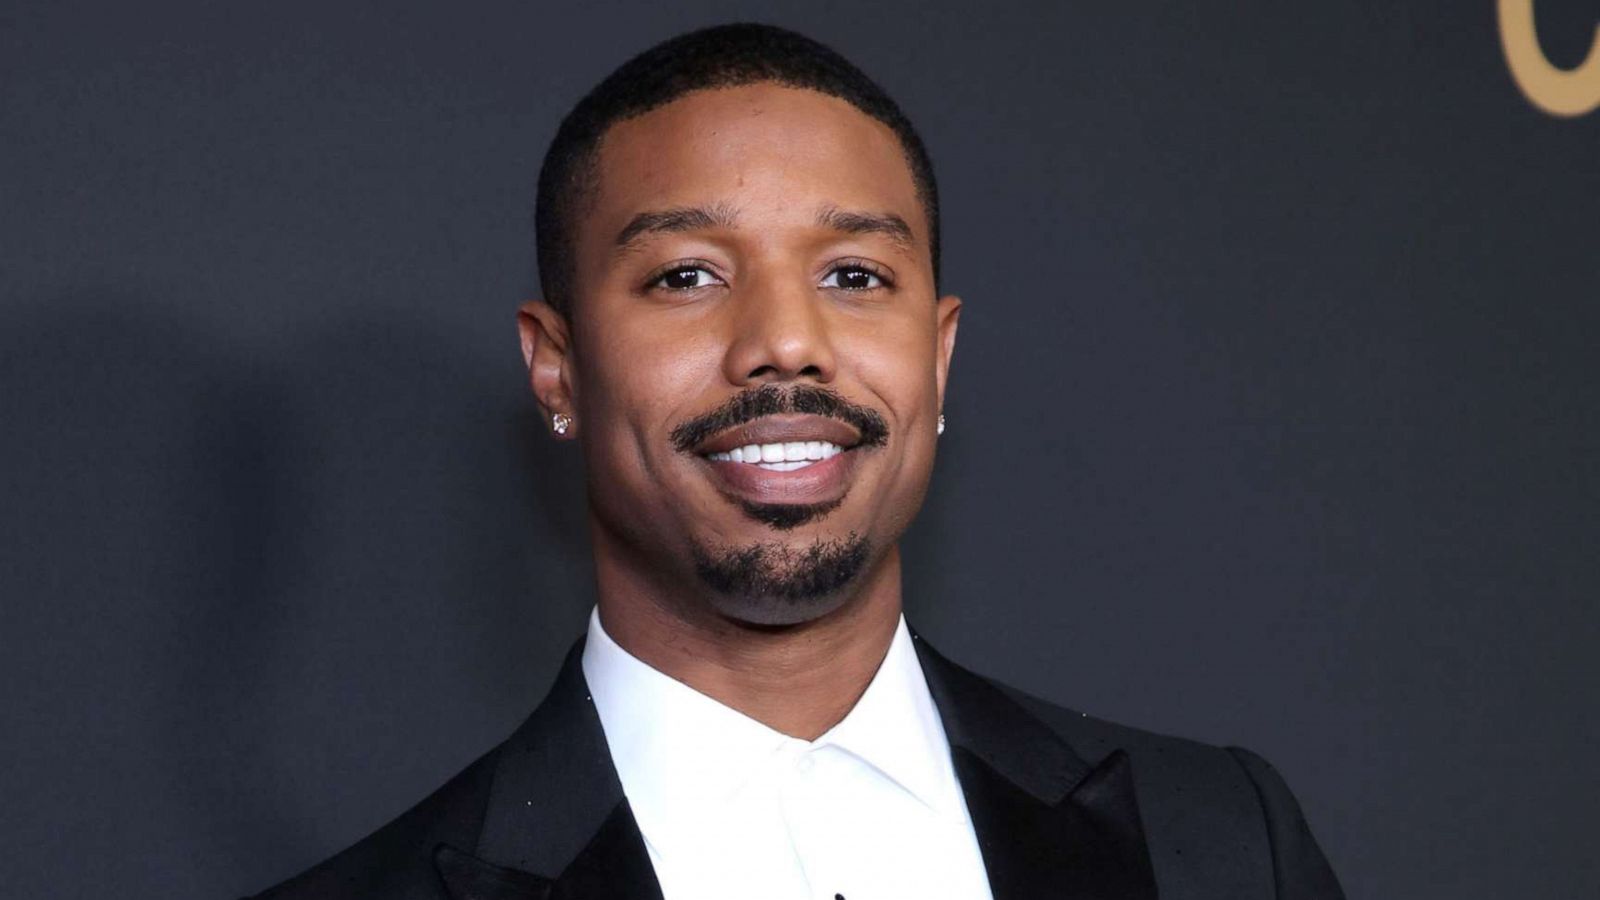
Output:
[3,1,1596,897]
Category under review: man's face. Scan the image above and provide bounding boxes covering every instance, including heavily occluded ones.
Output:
[524,83,959,626]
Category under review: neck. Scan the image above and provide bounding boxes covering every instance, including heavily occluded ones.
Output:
[591,536,904,741]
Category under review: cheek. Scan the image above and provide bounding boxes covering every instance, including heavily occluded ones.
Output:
[573,307,722,459]
[836,312,942,514]
[569,317,711,544]
[840,312,941,422]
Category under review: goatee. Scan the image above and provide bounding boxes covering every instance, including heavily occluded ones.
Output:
[692,532,870,625]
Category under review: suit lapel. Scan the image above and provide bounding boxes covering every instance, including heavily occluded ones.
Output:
[434,844,552,900]
[434,641,664,900]
[434,801,662,900]
[914,633,1158,900]
[434,630,1154,900]
[545,801,664,900]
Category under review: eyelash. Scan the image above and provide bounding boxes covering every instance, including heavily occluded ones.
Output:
[643,259,895,293]
[824,259,895,291]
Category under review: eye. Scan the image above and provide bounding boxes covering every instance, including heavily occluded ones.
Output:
[820,264,889,291]
[649,265,723,292]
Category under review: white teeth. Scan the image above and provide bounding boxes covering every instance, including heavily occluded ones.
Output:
[706,441,846,467]
[762,460,812,471]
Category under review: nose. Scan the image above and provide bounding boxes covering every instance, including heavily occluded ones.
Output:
[721,271,838,386]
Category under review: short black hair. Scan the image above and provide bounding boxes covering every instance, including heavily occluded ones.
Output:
[534,22,941,313]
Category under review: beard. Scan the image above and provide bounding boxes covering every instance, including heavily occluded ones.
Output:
[691,531,871,625]
[666,383,891,622]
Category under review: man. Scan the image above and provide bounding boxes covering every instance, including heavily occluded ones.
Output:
[253,22,1343,900]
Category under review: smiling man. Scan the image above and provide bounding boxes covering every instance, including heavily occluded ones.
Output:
[252,22,1343,900]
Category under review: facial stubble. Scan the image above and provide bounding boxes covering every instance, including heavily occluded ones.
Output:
[691,531,871,625]
[670,384,889,622]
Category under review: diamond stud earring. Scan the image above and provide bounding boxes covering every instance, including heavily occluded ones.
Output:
[552,412,572,436]
[937,413,946,436]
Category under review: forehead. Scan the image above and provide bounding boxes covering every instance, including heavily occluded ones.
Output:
[582,83,925,250]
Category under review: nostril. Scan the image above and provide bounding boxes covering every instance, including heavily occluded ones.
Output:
[746,364,824,381]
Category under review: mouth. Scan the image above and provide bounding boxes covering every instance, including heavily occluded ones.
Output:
[691,414,864,467]
[690,414,867,513]
[705,440,848,471]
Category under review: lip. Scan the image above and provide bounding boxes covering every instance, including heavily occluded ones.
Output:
[700,445,860,507]
[692,414,862,455]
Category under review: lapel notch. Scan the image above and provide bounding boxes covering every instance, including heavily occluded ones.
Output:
[434,843,552,900]
[434,640,663,900]
[914,632,1157,899]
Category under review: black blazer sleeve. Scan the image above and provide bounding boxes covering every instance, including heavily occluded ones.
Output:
[1227,747,1345,900]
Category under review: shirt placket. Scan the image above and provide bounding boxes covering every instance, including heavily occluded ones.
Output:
[777,741,857,900]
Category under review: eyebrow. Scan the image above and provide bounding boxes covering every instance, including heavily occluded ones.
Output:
[611,202,917,254]
[614,203,741,253]
[814,206,915,250]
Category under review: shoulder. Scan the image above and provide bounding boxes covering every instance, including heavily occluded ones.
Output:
[998,680,1263,814]
[246,752,498,900]
[994,679,1344,900]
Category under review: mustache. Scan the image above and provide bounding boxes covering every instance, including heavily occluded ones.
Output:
[669,384,890,454]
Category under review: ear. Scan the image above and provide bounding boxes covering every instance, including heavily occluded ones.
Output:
[934,293,962,412]
[517,299,578,438]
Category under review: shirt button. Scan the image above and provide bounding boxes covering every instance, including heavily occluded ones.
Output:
[796,754,815,774]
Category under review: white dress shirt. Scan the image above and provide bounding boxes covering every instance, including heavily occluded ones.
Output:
[581,606,996,900]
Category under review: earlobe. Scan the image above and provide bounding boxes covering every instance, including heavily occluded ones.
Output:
[517,300,578,436]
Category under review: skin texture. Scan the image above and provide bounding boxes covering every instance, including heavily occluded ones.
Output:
[517,84,961,739]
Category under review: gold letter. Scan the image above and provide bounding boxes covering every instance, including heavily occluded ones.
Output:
[1498,0,1600,117]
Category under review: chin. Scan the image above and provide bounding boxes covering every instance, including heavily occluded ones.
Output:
[690,529,872,627]
[706,590,856,628]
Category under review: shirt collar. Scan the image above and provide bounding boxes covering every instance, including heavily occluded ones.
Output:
[581,607,959,822]
[815,617,956,812]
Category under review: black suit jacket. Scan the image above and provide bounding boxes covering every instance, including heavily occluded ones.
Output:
[250,630,1344,899]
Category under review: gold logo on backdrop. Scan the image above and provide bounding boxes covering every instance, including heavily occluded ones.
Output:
[1498,0,1600,116]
